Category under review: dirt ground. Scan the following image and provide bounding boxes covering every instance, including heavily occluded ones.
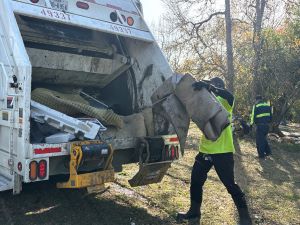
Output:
[0,124,299,225]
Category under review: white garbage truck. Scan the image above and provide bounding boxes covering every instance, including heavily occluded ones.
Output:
[0,0,228,194]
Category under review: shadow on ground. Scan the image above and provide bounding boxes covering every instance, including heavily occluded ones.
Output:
[258,142,300,210]
[0,180,171,225]
[235,136,300,225]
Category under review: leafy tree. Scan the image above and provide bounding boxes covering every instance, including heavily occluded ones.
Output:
[155,0,300,132]
[259,19,300,133]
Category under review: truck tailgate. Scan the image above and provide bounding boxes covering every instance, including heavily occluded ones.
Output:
[11,0,154,42]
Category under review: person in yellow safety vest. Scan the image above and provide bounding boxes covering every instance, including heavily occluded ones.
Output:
[177,77,252,225]
[250,95,272,159]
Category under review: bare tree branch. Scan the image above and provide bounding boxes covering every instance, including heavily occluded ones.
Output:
[191,11,225,37]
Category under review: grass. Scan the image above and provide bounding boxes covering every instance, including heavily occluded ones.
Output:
[107,123,300,225]
[236,137,300,225]
[2,123,298,225]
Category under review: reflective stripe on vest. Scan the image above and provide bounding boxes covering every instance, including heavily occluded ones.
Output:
[256,103,270,107]
[255,102,271,119]
[256,113,271,118]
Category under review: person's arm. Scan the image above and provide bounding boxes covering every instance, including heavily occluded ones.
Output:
[209,86,234,107]
[192,81,234,106]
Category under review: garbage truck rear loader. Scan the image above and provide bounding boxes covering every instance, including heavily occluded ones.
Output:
[0,0,228,194]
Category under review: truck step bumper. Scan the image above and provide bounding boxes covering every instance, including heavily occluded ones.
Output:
[129,161,171,187]
[57,169,115,189]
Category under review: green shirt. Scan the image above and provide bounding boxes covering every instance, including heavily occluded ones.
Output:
[199,96,235,154]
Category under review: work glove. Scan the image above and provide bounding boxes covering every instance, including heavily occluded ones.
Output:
[192,80,210,91]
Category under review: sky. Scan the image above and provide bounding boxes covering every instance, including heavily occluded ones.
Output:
[140,0,225,25]
[140,0,164,25]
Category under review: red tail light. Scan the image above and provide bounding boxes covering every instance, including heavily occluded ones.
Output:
[127,17,134,26]
[165,146,169,159]
[175,146,179,159]
[76,1,89,10]
[170,145,176,159]
[164,145,179,160]
[30,0,39,3]
[38,160,47,179]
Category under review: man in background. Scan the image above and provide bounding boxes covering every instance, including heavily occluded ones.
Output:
[250,95,272,159]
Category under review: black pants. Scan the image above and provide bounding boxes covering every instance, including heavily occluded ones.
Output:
[256,124,271,158]
[190,152,247,208]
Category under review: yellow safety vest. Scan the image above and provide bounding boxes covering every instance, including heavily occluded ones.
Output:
[199,96,235,154]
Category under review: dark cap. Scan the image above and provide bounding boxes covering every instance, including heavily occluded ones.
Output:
[210,77,225,89]
[256,95,262,101]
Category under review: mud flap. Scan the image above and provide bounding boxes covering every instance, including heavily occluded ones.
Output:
[129,161,171,187]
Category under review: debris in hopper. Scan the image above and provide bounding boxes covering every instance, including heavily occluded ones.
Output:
[31,88,124,128]
[77,118,107,132]
[31,100,101,140]
[45,132,76,144]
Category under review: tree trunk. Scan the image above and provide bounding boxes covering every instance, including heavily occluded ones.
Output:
[271,96,288,136]
[252,0,266,96]
[225,0,235,93]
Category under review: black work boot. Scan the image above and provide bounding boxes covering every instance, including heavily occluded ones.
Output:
[237,207,252,225]
[176,201,201,221]
[232,195,252,225]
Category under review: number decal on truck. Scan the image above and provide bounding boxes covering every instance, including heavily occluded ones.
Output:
[110,24,132,35]
[40,8,71,21]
